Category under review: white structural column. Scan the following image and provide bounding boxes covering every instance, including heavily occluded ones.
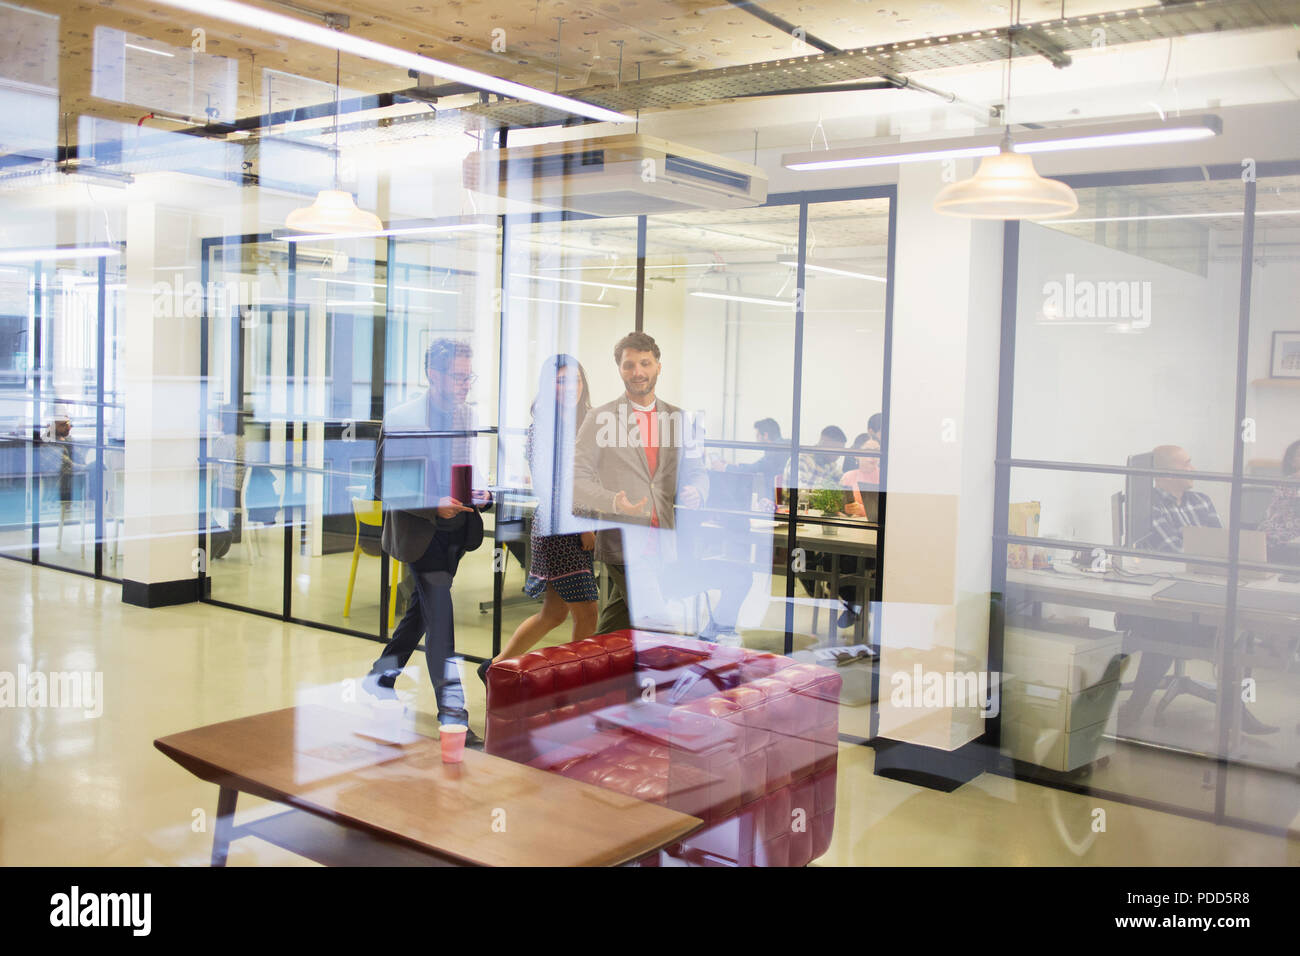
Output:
[120,200,203,604]
[875,158,1005,753]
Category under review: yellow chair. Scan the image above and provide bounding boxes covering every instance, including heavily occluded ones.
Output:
[343,497,401,625]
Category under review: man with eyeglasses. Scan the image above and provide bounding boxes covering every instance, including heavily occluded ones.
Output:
[364,338,491,747]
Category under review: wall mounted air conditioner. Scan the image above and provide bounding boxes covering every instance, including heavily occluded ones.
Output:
[463,134,767,217]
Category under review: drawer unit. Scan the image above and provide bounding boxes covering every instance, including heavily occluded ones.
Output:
[1002,717,1115,773]
[1002,626,1123,693]
[1004,677,1120,733]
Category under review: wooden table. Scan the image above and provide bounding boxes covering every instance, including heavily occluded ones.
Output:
[155,705,702,867]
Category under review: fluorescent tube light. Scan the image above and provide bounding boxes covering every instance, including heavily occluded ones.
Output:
[325,300,444,314]
[511,295,615,310]
[149,0,632,125]
[1050,209,1300,224]
[125,42,175,57]
[777,257,886,282]
[784,115,1222,172]
[1015,124,1218,154]
[0,245,121,263]
[787,144,996,172]
[691,290,792,307]
[311,277,460,295]
[279,222,495,243]
[511,272,635,291]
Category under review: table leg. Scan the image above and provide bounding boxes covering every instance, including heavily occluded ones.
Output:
[211,786,239,867]
[829,561,842,645]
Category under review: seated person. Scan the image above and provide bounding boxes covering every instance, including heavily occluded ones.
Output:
[1259,439,1300,562]
[785,425,847,493]
[718,417,790,501]
[841,432,880,518]
[781,426,862,631]
[1117,444,1274,734]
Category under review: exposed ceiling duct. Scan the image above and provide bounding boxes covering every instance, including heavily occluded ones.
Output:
[462,0,1297,129]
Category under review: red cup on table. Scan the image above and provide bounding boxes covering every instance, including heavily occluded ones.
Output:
[440,724,468,763]
[451,464,472,507]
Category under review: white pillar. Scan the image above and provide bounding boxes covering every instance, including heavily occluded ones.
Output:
[121,200,203,605]
[876,158,1004,753]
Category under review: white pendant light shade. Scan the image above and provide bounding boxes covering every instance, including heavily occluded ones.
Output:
[286,189,384,235]
[933,148,1078,220]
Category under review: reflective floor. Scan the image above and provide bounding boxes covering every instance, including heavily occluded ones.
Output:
[1,558,1295,866]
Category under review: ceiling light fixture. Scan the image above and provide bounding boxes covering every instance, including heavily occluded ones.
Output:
[776,256,886,282]
[285,40,383,237]
[311,277,460,295]
[510,272,636,291]
[781,116,1222,172]
[125,42,175,58]
[511,294,616,310]
[933,4,1076,221]
[933,132,1078,220]
[149,0,632,125]
[1050,209,1300,224]
[691,290,791,307]
[279,222,495,243]
[0,245,121,263]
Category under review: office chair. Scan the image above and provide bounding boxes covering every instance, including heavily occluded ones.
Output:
[238,466,284,562]
[343,497,400,625]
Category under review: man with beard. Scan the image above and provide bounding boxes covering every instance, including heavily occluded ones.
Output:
[574,331,749,638]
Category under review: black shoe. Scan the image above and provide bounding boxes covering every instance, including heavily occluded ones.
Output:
[476,659,491,685]
[1240,706,1279,735]
[465,728,485,750]
[361,672,398,700]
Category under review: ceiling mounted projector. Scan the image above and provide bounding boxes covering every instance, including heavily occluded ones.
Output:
[464,134,767,217]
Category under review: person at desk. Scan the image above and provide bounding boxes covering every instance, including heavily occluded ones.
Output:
[574,331,747,641]
[1117,444,1276,734]
[1259,439,1300,560]
[785,425,847,492]
[481,354,598,679]
[716,417,790,499]
[364,338,491,745]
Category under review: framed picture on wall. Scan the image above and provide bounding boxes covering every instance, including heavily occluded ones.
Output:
[1270,332,1300,379]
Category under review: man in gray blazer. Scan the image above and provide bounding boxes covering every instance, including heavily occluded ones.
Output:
[365,338,489,739]
[573,331,712,635]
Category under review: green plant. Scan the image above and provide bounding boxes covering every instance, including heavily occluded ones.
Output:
[807,487,844,515]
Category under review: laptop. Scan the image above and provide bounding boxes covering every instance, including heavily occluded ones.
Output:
[707,469,754,513]
[1181,526,1271,581]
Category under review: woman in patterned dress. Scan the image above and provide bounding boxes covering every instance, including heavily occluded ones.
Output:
[480,354,598,680]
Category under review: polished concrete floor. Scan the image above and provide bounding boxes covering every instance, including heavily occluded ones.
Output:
[1,558,1296,866]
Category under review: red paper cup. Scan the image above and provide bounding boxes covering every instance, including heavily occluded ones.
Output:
[440,724,468,763]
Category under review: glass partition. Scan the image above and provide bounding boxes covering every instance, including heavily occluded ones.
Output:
[996,169,1300,833]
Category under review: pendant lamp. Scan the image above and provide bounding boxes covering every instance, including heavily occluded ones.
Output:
[933,131,1078,219]
[933,2,1077,221]
[286,45,382,235]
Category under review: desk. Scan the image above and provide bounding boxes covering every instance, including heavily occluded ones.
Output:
[155,705,702,867]
[693,511,877,644]
[1005,566,1299,759]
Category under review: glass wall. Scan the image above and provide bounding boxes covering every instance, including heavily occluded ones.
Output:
[0,251,121,579]
[995,166,1300,833]
[178,191,894,671]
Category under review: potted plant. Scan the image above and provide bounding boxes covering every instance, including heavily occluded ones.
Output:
[807,487,845,535]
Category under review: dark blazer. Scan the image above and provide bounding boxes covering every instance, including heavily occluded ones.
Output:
[375,390,485,569]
